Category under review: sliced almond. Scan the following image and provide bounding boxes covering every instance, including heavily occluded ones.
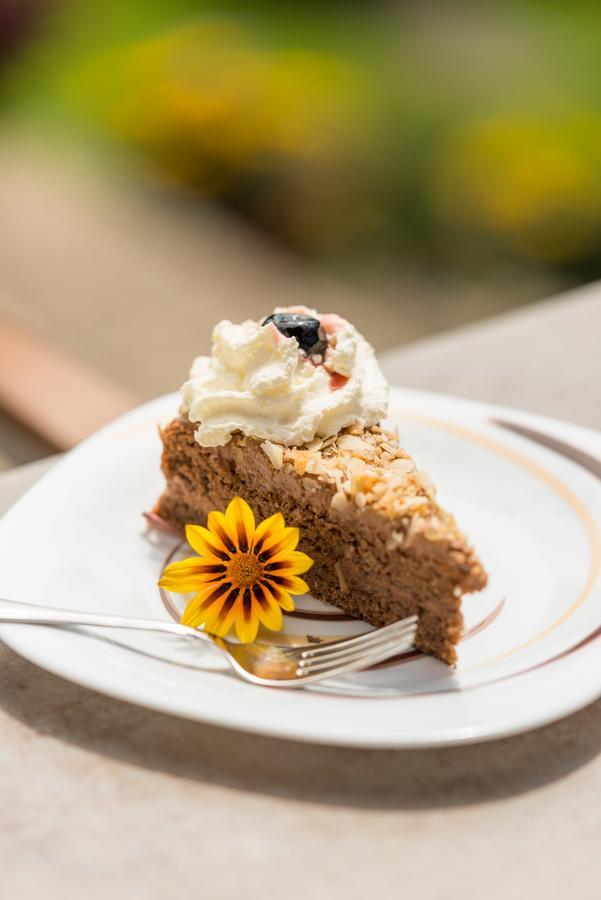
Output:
[404,513,422,548]
[304,456,319,475]
[414,470,435,497]
[384,473,410,490]
[389,457,415,474]
[260,440,283,470]
[347,456,368,476]
[393,496,427,517]
[330,491,349,511]
[306,436,324,452]
[354,491,367,509]
[337,434,370,453]
[370,480,389,497]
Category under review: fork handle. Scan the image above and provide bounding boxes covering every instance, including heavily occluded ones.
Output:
[0,598,204,640]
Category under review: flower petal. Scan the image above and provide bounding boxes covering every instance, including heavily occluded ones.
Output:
[158,556,226,591]
[263,582,296,612]
[180,588,214,628]
[265,550,314,575]
[194,594,230,631]
[235,614,259,644]
[181,581,232,627]
[207,511,238,554]
[264,573,310,595]
[261,526,300,558]
[225,497,255,552]
[253,584,284,630]
[179,594,204,628]
[210,590,242,637]
[235,589,260,643]
[252,513,285,553]
[185,524,230,560]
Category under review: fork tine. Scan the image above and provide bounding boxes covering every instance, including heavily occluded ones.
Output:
[296,634,414,676]
[295,628,417,679]
[297,622,416,673]
[295,615,418,663]
[294,615,417,659]
[296,620,417,672]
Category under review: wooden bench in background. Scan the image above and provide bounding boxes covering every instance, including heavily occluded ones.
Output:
[0,310,136,455]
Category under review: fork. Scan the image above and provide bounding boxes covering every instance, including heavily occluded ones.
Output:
[0,600,417,687]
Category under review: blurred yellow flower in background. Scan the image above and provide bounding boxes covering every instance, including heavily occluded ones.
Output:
[433,113,601,261]
[79,20,372,191]
[26,4,601,272]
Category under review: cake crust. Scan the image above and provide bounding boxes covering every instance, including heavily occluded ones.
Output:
[154,417,487,664]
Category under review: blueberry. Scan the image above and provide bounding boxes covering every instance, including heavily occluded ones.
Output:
[262,313,327,357]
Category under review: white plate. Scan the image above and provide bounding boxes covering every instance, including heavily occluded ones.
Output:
[0,387,600,748]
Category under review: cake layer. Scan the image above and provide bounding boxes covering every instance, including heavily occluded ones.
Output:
[154,418,487,664]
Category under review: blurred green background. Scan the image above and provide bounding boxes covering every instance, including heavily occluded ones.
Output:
[5,0,601,283]
[5,0,601,469]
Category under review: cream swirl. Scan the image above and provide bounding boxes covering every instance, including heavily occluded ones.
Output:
[181,310,388,447]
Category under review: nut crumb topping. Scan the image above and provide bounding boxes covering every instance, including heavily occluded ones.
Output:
[256,424,469,555]
[279,425,438,521]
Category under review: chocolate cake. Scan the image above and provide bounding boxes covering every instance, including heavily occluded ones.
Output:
[154,307,487,664]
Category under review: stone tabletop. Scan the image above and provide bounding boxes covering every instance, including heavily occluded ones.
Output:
[2,286,601,899]
[380,279,601,430]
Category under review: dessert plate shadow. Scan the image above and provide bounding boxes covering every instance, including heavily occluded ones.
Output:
[0,387,600,748]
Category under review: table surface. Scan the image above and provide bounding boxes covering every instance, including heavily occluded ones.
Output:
[2,283,601,899]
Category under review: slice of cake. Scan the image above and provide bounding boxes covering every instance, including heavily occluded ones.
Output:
[154,308,487,664]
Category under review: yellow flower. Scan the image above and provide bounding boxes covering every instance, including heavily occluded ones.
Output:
[158,497,313,643]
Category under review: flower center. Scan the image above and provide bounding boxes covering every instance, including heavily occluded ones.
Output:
[226,552,263,588]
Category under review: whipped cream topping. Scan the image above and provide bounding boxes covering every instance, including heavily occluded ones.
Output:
[181,308,389,447]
